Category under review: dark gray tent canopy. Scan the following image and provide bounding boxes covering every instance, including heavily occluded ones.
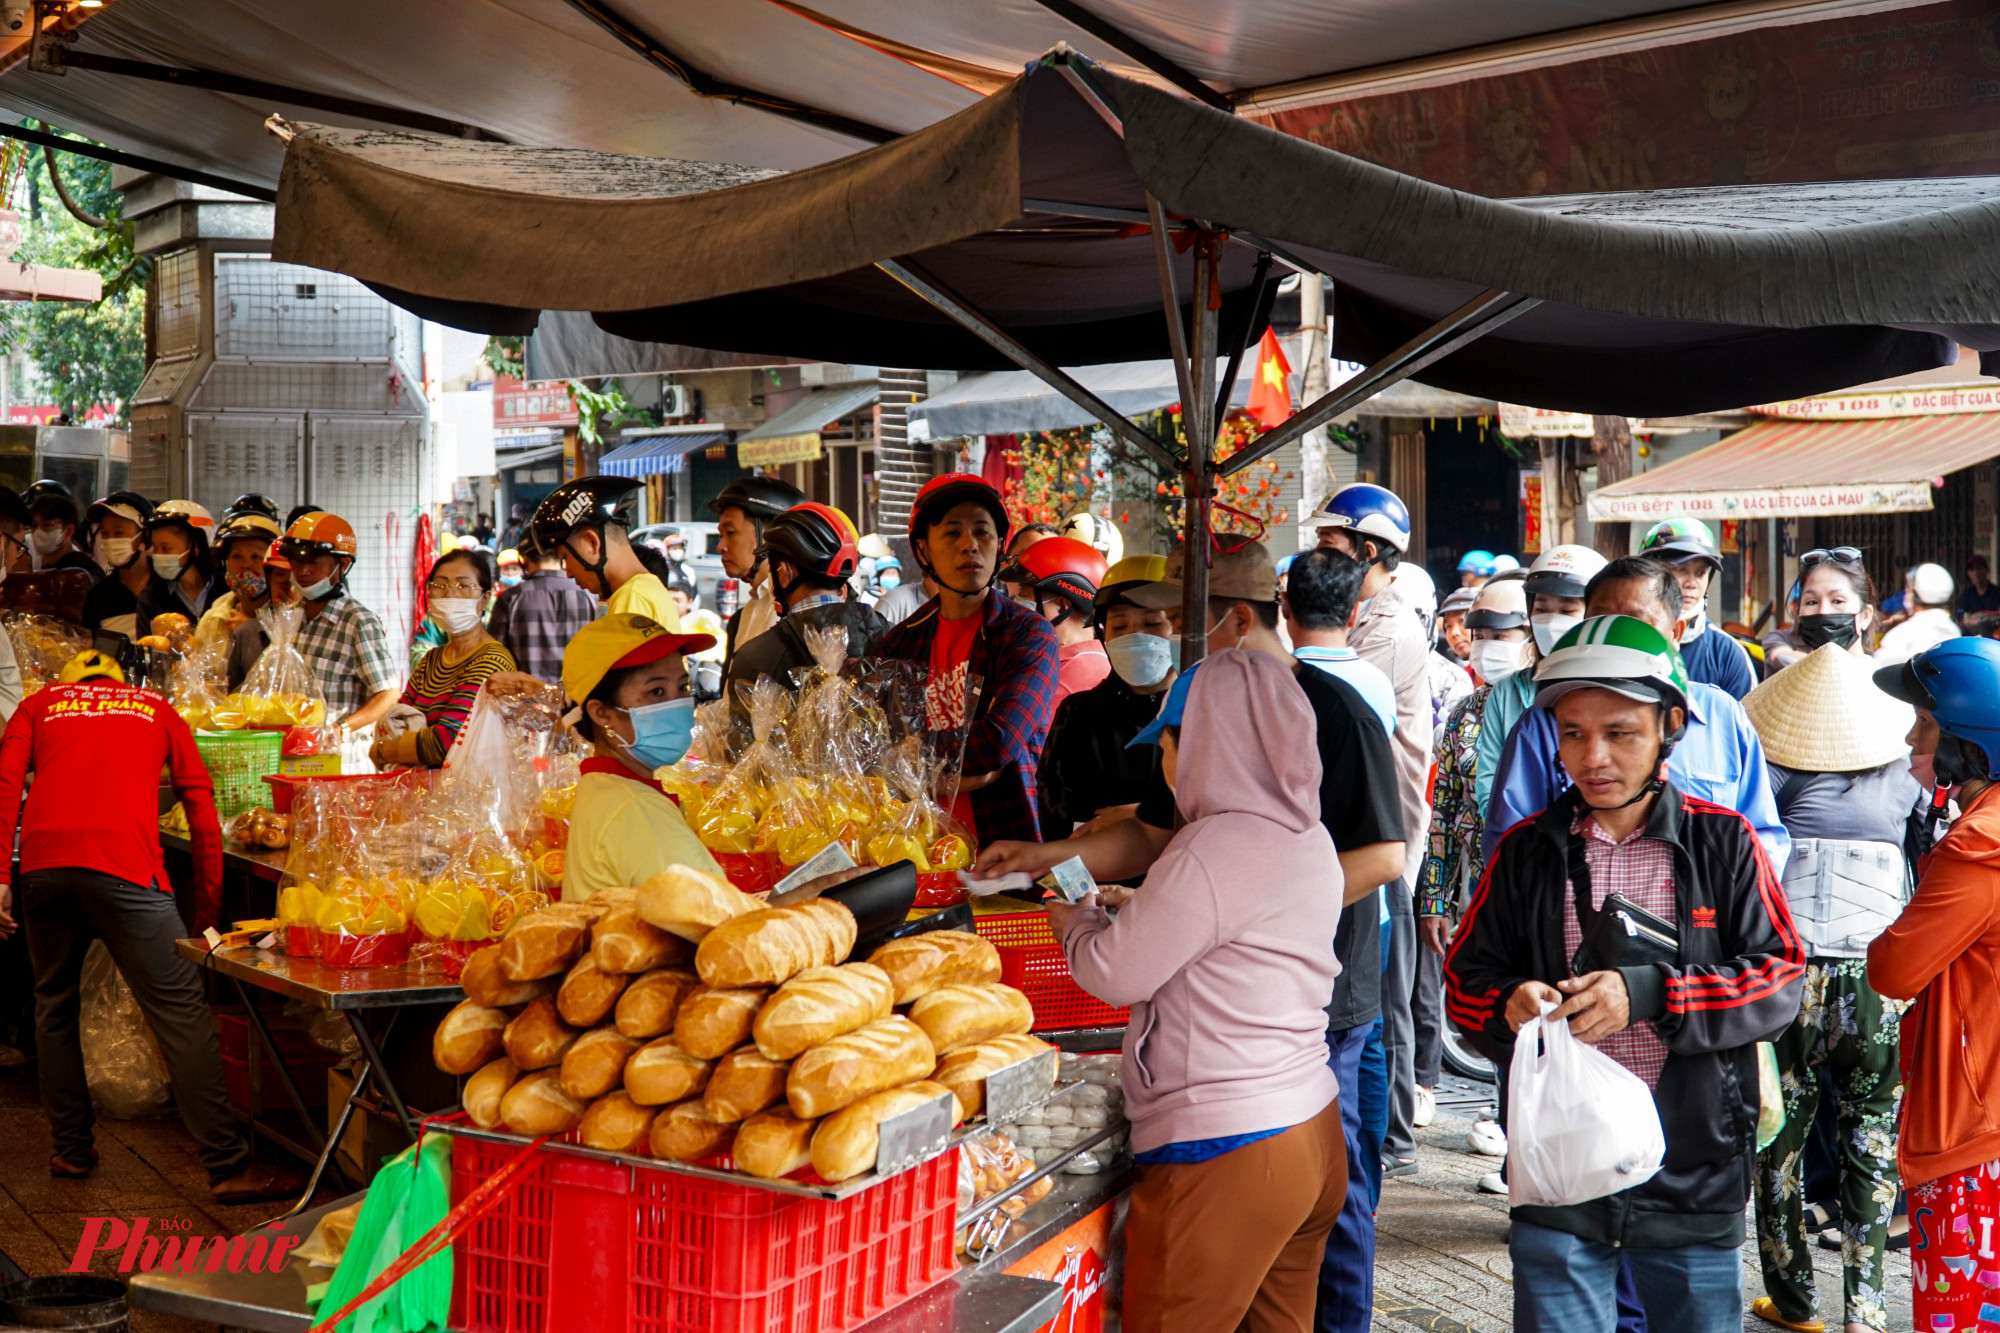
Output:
[272,52,2000,417]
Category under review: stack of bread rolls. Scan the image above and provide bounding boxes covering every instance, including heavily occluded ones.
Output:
[438,870,1051,1184]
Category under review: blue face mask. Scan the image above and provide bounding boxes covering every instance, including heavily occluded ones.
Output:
[1105,633,1176,688]
[617,697,696,772]
[877,569,902,590]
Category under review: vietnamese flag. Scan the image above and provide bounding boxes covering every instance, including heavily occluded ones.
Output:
[1245,327,1293,428]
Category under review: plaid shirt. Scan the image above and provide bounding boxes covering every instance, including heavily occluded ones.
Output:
[490,570,599,685]
[879,591,1061,845]
[1562,811,1676,1089]
[297,593,399,719]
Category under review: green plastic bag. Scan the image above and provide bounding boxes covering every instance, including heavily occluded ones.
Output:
[1755,1041,1786,1152]
[313,1133,454,1333]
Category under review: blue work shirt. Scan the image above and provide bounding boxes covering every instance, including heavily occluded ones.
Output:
[1481,680,1791,873]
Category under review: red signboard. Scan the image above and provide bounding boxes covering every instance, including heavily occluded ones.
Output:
[1252,0,2000,195]
[492,374,578,429]
[1004,1198,1116,1333]
[6,404,116,425]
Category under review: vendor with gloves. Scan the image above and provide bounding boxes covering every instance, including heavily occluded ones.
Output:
[0,650,296,1201]
[371,548,516,769]
[562,613,728,902]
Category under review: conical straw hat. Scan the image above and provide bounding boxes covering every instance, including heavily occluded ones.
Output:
[1741,643,1914,772]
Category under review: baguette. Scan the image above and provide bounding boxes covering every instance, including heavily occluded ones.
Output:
[786,1015,937,1119]
[497,903,596,981]
[907,983,1034,1054]
[614,968,702,1040]
[500,1069,586,1135]
[502,995,582,1071]
[556,954,629,1028]
[931,1034,1056,1119]
[695,900,858,989]
[577,1091,656,1154]
[623,1036,714,1106]
[592,900,694,974]
[560,1027,641,1101]
[433,1000,510,1074]
[733,1110,817,1179]
[809,1081,965,1183]
[461,945,559,1008]
[866,931,1003,1004]
[635,865,763,942]
[674,985,768,1059]
[463,1056,519,1130]
[703,1049,791,1122]
[648,1100,738,1162]
[751,963,895,1061]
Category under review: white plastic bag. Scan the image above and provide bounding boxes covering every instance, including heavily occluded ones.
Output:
[80,941,172,1119]
[1507,1002,1665,1208]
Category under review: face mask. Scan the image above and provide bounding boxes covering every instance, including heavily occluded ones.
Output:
[1531,612,1580,656]
[429,596,484,635]
[617,697,697,772]
[1470,639,1528,683]
[29,528,64,558]
[96,535,135,570]
[1106,633,1176,688]
[230,571,268,601]
[500,574,522,587]
[1910,750,1938,790]
[300,574,338,602]
[151,552,186,581]
[878,570,902,590]
[1796,613,1859,651]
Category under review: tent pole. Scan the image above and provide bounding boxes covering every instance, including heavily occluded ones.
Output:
[1213,251,1274,430]
[1182,234,1221,669]
[874,258,1181,475]
[1145,195,1197,429]
[1218,288,1538,478]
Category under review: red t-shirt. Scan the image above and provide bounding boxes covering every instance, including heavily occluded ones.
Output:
[0,681,224,928]
[927,612,982,841]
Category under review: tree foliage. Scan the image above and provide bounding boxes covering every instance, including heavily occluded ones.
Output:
[4,140,148,422]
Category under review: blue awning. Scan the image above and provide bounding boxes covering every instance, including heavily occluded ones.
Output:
[599,432,727,477]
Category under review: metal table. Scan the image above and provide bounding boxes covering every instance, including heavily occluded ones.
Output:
[125,1195,1062,1333]
[176,939,464,1221]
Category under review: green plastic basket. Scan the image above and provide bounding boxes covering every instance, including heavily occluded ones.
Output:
[194,729,284,819]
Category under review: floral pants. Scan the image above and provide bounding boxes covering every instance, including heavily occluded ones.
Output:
[1753,958,1906,1332]
[1909,1162,2000,1332]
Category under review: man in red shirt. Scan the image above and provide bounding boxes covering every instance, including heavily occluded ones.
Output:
[0,651,295,1199]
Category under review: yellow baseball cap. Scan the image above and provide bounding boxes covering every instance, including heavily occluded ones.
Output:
[59,649,125,685]
[562,613,715,706]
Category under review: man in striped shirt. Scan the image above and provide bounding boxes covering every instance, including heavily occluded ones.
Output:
[489,535,597,684]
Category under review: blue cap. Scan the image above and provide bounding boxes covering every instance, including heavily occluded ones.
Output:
[1129,660,1201,748]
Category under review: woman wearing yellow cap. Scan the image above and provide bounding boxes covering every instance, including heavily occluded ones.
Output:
[561,613,726,902]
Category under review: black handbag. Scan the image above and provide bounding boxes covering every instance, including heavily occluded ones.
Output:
[1567,829,1680,976]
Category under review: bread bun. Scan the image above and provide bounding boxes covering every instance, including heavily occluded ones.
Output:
[786,1015,937,1119]
[907,983,1034,1054]
[499,1069,586,1135]
[703,1049,791,1122]
[577,1091,656,1153]
[866,931,1002,1004]
[694,900,857,989]
[636,865,764,942]
[497,903,596,981]
[648,1100,738,1162]
[556,954,629,1028]
[733,1110,817,1179]
[463,1056,519,1129]
[502,995,581,1071]
[560,1027,641,1101]
[674,985,768,1059]
[614,968,702,1040]
[462,945,559,1008]
[433,1000,510,1075]
[624,1036,714,1106]
[931,1034,1055,1119]
[809,1081,964,1183]
[751,963,895,1061]
[592,900,694,974]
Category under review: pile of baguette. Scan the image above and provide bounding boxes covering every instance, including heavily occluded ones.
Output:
[434,866,1055,1184]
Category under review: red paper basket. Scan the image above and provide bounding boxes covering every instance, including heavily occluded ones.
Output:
[448,1135,957,1333]
[975,909,1130,1031]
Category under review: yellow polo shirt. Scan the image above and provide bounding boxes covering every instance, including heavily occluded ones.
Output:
[606,572,680,632]
[564,759,723,902]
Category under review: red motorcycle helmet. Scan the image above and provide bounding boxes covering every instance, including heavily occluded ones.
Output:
[909,473,1010,546]
[762,501,861,583]
[999,535,1109,622]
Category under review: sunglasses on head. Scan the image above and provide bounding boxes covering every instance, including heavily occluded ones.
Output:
[1800,547,1864,569]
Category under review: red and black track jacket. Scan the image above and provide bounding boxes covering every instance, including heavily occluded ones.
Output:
[1444,783,1805,1248]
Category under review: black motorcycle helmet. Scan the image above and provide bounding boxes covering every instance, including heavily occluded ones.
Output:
[22,479,73,509]
[529,475,640,594]
[223,492,282,525]
[707,476,807,525]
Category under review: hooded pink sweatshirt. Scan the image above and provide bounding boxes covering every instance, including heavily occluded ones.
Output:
[1055,649,1345,1153]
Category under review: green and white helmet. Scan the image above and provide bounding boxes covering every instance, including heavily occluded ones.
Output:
[1533,615,1691,737]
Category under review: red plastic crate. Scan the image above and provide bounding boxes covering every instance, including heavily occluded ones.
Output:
[975,910,1130,1031]
[448,1135,958,1333]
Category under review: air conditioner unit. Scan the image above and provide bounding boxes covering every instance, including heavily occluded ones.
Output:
[662,384,696,418]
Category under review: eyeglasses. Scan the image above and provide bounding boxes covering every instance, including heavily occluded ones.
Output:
[1800,547,1864,570]
[425,577,484,597]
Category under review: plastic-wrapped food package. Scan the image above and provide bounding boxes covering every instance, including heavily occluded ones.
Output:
[863,737,973,874]
[692,679,794,889]
[6,612,90,698]
[226,606,327,729]
[80,941,171,1118]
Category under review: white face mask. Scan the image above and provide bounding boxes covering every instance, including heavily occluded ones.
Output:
[151,552,186,581]
[1470,638,1529,684]
[96,535,136,570]
[1105,633,1177,688]
[29,528,65,558]
[429,596,484,635]
[1531,612,1580,656]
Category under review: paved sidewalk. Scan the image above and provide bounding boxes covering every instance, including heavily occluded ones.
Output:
[1373,1082,1912,1332]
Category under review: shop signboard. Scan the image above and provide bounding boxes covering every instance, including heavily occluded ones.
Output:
[1587,480,1936,521]
[493,375,579,428]
[1521,472,1544,554]
[1004,1198,1117,1333]
[1499,404,1593,438]
[1749,384,2000,420]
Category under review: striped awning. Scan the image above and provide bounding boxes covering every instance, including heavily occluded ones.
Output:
[598,432,726,478]
[1586,414,2000,522]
